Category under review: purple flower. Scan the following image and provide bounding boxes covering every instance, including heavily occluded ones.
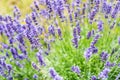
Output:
[90,34,100,47]
[84,46,98,60]
[89,8,97,21]
[84,47,93,60]
[91,75,97,80]
[111,1,120,18]
[69,13,73,22]
[98,68,110,79]
[33,74,38,79]
[10,47,18,59]
[32,62,39,70]
[116,73,120,80]
[97,20,103,31]
[34,1,39,10]
[118,36,120,45]
[105,61,115,67]
[76,23,81,38]
[57,27,62,40]
[13,6,21,19]
[18,44,27,55]
[71,66,80,75]
[48,25,55,36]
[8,76,13,80]
[100,52,109,61]
[6,64,12,72]
[72,27,79,48]
[110,21,116,29]
[87,31,91,39]
[16,61,23,68]
[49,68,58,78]
[36,50,45,66]
[54,75,63,80]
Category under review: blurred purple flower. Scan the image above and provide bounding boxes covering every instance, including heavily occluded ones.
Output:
[97,20,103,31]
[118,36,120,45]
[49,68,58,78]
[105,61,115,67]
[33,74,38,79]
[54,75,63,80]
[91,75,97,80]
[36,50,45,66]
[71,66,80,75]
[98,68,110,79]
[100,52,109,61]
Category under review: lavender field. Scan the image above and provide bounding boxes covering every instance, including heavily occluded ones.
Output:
[0,0,120,80]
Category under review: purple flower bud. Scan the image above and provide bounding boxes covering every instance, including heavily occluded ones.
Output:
[98,68,110,79]
[97,20,103,31]
[25,15,32,25]
[110,21,116,29]
[16,61,24,68]
[34,1,39,10]
[84,48,92,60]
[118,36,120,45]
[36,50,45,66]
[18,44,27,55]
[10,47,18,59]
[90,34,100,47]
[54,75,63,80]
[71,66,80,75]
[116,73,120,80]
[13,6,21,19]
[69,13,73,22]
[111,1,120,18]
[76,23,81,38]
[105,61,115,67]
[57,27,62,40]
[32,62,39,70]
[8,76,13,80]
[72,27,79,48]
[91,75,97,80]
[48,25,55,36]
[89,9,97,21]
[49,68,58,78]
[33,74,38,79]
[6,64,12,72]
[100,52,109,61]
[87,31,91,39]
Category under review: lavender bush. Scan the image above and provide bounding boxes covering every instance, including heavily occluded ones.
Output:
[0,0,120,80]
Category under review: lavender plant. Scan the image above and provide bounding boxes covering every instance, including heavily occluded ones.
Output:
[0,0,120,80]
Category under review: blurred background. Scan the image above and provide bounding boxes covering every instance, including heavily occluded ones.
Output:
[0,0,33,17]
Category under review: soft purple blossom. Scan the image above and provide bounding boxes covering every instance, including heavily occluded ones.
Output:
[98,68,110,79]
[105,61,115,67]
[91,75,97,80]
[87,31,91,39]
[33,74,38,79]
[97,20,103,31]
[36,50,45,66]
[49,68,58,78]
[100,52,109,61]
[118,36,120,45]
[71,66,80,75]
[54,75,63,80]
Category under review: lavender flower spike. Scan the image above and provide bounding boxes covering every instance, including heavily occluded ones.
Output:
[49,68,58,78]
[54,75,63,80]
[71,66,80,75]
[91,75,97,80]
[36,50,45,66]
[100,52,109,61]
[98,68,110,79]
[97,20,103,31]
[118,36,120,45]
